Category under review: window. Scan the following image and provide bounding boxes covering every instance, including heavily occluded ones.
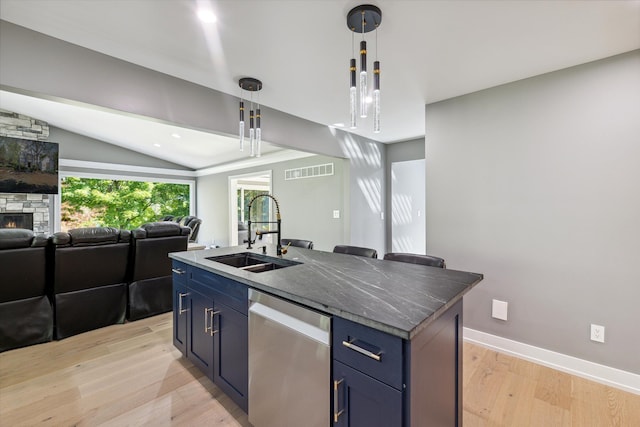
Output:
[238,188,269,225]
[60,176,192,232]
[229,171,271,246]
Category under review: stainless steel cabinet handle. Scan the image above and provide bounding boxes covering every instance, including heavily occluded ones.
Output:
[178,292,187,314]
[172,268,185,275]
[342,340,382,362]
[210,310,220,336]
[204,308,213,333]
[333,379,344,423]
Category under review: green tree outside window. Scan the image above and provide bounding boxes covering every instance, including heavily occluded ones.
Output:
[61,177,190,231]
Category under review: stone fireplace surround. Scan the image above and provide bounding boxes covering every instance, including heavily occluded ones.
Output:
[0,193,51,235]
[0,110,53,235]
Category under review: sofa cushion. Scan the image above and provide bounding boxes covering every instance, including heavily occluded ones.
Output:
[52,227,130,247]
[0,228,35,250]
[134,222,190,239]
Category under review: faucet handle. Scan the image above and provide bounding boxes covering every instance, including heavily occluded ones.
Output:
[281,242,291,255]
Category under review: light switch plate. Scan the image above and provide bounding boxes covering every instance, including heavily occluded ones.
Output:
[492,299,508,321]
[333,210,340,219]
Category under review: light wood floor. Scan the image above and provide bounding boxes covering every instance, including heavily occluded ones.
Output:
[1,313,638,426]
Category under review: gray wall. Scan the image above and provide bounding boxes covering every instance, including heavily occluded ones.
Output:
[196,155,348,252]
[344,134,386,257]
[425,50,640,373]
[385,138,425,253]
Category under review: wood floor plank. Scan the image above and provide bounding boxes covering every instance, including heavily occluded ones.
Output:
[1,312,638,426]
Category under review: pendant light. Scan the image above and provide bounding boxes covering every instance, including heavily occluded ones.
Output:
[238,77,263,157]
[347,5,382,133]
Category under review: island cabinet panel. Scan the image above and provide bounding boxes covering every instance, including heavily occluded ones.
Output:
[333,360,403,427]
[171,263,248,412]
[172,261,188,354]
[408,299,463,427]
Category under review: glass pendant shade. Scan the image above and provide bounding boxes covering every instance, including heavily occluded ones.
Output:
[239,101,245,151]
[350,58,357,128]
[359,40,368,118]
[350,87,357,129]
[373,60,380,133]
[256,108,262,157]
[249,109,255,157]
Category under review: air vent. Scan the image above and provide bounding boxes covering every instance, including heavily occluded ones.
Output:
[285,163,334,180]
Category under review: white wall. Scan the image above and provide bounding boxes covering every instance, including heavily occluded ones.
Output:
[391,159,426,254]
[425,50,640,374]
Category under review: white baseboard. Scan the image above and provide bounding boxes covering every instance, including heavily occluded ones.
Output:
[463,328,639,395]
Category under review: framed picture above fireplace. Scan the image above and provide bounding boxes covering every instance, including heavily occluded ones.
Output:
[0,136,59,194]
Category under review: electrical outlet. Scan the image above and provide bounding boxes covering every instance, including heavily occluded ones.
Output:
[492,299,508,321]
[590,324,605,343]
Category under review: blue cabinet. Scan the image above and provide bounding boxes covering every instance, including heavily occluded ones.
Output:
[333,360,402,427]
[332,317,404,426]
[172,262,188,354]
[186,282,215,379]
[171,261,248,412]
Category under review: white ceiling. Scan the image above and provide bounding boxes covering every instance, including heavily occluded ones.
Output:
[1,0,639,170]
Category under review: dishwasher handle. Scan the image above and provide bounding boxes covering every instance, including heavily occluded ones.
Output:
[249,301,330,346]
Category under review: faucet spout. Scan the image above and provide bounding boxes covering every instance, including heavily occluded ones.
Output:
[246,194,282,255]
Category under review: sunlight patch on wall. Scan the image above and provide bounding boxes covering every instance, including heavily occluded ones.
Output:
[392,194,413,226]
[339,133,381,169]
[392,236,414,253]
[357,177,381,213]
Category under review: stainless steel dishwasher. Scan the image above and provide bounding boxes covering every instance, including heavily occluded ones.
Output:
[248,289,330,427]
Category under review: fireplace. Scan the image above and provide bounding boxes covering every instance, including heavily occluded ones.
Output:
[0,213,34,230]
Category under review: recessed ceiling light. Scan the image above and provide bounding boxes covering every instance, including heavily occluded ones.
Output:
[153,143,162,147]
[197,9,217,23]
[332,123,345,127]
[171,133,181,139]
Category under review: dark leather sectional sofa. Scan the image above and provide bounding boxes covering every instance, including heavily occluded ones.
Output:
[0,229,53,352]
[0,222,190,352]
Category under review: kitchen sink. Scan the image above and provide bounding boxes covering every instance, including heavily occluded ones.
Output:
[206,252,302,273]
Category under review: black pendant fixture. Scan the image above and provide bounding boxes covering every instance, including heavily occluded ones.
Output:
[347,4,382,133]
[238,77,263,157]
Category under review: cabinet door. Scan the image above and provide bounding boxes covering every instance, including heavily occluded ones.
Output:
[172,261,188,355]
[333,360,403,427]
[213,303,248,412]
[172,281,188,355]
[187,286,214,380]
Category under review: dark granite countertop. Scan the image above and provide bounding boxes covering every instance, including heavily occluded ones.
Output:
[170,245,483,340]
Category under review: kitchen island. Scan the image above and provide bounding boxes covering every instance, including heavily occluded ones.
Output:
[170,245,483,427]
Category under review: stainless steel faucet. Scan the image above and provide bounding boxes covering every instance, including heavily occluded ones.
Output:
[246,194,282,256]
